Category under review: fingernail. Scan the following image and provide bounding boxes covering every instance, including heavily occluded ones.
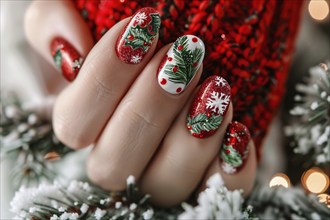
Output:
[187,75,231,138]
[50,37,83,82]
[157,35,205,94]
[116,7,161,64]
[220,121,251,174]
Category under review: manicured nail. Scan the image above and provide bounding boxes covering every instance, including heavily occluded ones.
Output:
[50,37,83,82]
[157,35,205,94]
[220,121,251,174]
[116,7,161,64]
[187,75,231,138]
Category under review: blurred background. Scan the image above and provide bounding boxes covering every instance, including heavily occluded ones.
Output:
[1,0,329,219]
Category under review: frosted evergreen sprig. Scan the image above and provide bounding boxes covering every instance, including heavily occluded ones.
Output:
[247,184,329,220]
[285,62,330,165]
[179,174,255,220]
[0,94,72,187]
[11,176,156,220]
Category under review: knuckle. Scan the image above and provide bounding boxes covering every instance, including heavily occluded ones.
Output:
[53,107,90,149]
[166,153,200,175]
[92,73,117,102]
[86,156,126,191]
[123,100,161,130]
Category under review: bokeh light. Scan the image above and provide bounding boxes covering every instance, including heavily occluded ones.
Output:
[308,0,329,21]
[301,167,329,194]
[269,173,291,188]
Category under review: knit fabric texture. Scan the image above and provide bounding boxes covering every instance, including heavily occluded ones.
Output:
[74,0,303,161]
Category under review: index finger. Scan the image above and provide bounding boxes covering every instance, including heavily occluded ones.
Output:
[53,8,161,149]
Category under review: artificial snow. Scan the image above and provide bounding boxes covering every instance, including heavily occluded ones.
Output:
[142,209,154,220]
[94,208,106,220]
[60,212,79,220]
[80,203,89,214]
[129,203,137,210]
[310,101,319,110]
[311,212,321,220]
[115,202,122,209]
[179,173,246,220]
[127,175,135,185]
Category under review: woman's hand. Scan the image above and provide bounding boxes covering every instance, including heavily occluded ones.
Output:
[24,1,257,207]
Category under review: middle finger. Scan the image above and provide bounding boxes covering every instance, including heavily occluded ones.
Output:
[87,35,205,191]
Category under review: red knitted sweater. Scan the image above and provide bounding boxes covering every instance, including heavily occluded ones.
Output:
[74,0,303,161]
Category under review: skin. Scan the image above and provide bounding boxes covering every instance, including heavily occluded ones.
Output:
[24,0,257,207]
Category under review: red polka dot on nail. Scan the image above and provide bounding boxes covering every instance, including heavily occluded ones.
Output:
[168,57,173,61]
[160,78,167,85]
[176,87,182,93]
[192,37,198,42]
[225,149,231,154]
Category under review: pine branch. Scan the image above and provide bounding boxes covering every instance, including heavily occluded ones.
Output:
[165,36,203,86]
[187,113,223,134]
[247,184,330,220]
[149,13,161,34]
[124,13,160,52]
[221,144,243,167]
[165,36,190,85]
[0,93,72,187]
[53,49,62,69]
[10,176,180,220]
[285,61,330,165]
[125,28,148,51]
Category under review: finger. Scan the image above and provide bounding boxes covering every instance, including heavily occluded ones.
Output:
[140,76,232,206]
[87,35,205,191]
[53,8,161,149]
[202,123,257,197]
[24,0,94,81]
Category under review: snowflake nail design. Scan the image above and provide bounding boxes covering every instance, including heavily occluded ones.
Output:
[157,35,205,94]
[116,7,161,64]
[50,37,83,81]
[220,121,251,174]
[187,75,231,138]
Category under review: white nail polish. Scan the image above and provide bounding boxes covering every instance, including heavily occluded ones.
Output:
[157,35,205,94]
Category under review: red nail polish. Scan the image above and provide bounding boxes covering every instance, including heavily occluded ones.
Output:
[187,75,231,138]
[116,7,161,64]
[220,121,251,174]
[50,37,83,82]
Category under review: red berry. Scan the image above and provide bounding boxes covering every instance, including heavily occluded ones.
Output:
[160,78,167,85]
[225,149,231,154]
[192,62,198,67]
[178,45,183,51]
[176,87,182,93]
[143,42,148,46]
[173,66,178,72]
[168,57,173,61]
[128,35,134,40]
[192,37,198,42]
[187,125,192,130]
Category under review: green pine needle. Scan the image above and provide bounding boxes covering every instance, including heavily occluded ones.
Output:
[187,113,223,134]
